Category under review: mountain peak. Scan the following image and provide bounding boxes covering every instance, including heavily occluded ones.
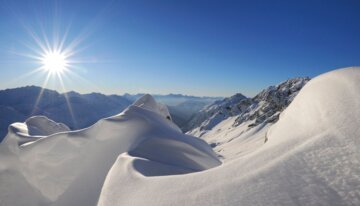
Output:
[186,77,311,134]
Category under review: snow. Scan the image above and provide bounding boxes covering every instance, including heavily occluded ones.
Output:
[186,77,309,135]
[2,116,70,152]
[98,67,360,206]
[0,94,220,206]
[184,93,247,132]
[132,94,172,121]
[0,87,218,140]
[0,68,359,206]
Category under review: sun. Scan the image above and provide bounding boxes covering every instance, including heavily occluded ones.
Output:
[41,51,69,74]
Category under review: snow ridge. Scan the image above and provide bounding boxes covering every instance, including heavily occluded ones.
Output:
[187,77,310,136]
[0,94,220,205]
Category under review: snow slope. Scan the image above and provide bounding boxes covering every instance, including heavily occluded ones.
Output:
[0,94,220,206]
[98,67,360,206]
[0,67,359,206]
[186,77,310,161]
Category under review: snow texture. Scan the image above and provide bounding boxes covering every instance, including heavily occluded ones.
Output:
[0,94,220,206]
[0,68,359,206]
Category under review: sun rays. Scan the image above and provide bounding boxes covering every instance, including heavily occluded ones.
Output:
[19,24,83,128]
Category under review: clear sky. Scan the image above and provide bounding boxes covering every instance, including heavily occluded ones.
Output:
[0,0,359,97]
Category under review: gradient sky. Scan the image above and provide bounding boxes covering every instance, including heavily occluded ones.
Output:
[0,0,359,97]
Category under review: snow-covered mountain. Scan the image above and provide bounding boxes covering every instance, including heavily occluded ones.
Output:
[184,93,248,132]
[0,67,359,206]
[0,87,218,140]
[186,77,310,137]
[0,86,132,141]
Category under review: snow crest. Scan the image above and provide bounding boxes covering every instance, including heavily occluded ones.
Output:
[131,94,172,121]
[0,94,220,205]
[2,116,70,152]
[99,68,359,206]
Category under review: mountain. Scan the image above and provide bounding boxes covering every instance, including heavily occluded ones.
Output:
[124,93,221,129]
[0,87,219,140]
[0,86,132,141]
[183,93,248,132]
[186,77,310,137]
[0,67,359,206]
[167,100,209,130]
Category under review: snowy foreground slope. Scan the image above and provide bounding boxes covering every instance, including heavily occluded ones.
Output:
[98,68,360,206]
[1,68,360,206]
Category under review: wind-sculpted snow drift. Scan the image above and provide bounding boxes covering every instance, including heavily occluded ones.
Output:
[3,116,70,149]
[0,94,221,206]
[0,68,359,206]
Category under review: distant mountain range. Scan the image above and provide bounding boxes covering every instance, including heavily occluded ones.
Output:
[0,86,221,140]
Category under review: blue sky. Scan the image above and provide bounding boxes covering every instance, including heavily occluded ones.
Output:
[0,0,359,97]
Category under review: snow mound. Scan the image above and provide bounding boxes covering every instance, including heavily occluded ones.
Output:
[2,116,70,149]
[268,67,360,142]
[262,67,360,204]
[0,94,220,205]
[23,116,70,136]
[99,68,360,206]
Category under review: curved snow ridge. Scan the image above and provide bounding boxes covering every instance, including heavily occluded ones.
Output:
[0,94,221,205]
[3,116,70,150]
[131,94,172,121]
[263,67,360,203]
[268,67,360,143]
[127,134,221,176]
[116,97,222,175]
[97,67,360,206]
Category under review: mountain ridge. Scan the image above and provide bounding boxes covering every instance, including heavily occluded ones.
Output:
[0,86,221,140]
[186,77,310,136]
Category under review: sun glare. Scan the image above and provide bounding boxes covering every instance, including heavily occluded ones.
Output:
[16,14,90,125]
[41,51,68,74]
